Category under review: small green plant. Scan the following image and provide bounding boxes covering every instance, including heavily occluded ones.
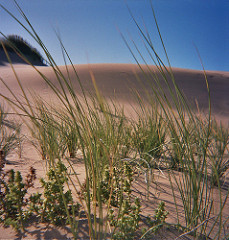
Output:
[141,201,169,238]
[99,162,136,206]
[0,167,36,231]
[31,160,80,225]
[0,161,80,233]
[149,201,169,230]
[109,197,141,240]
[99,166,120,207]
[105,163,141,239]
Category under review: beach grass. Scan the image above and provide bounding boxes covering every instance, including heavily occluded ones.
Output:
[0,1,229,239]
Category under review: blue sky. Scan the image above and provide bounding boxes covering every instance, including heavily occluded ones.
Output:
[0,0,228,71]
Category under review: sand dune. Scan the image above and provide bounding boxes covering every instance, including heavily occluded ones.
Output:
[0,63,229,238]
[1,63,229,119]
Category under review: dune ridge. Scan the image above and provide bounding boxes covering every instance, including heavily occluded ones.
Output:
[1,63,229,119]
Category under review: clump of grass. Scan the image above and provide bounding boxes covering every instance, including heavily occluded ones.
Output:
[209,120,229,186]
[133,106,166,168]
[59,113,79,158]
[29,101,65,161]
[124,3,229,239]
[0,106,21,167]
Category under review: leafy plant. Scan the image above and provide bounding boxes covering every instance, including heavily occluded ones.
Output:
[0,161,80,233]
[0,168,36,231]
[100,162,135,207]
[35,160,80,225]
[109,197,140,240]
[105,163,141,239]
[144,201,169,234]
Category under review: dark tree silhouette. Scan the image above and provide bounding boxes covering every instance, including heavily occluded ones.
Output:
[0,35,47,65]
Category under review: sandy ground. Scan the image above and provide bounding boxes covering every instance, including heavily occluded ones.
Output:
[0,62,229,239]
[1,63,229,116]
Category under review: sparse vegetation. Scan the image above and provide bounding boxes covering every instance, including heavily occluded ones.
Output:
[32,161,80,226]
[0,1,228,239]
[0,168,35,231]
[141,201,169,238]
[0,162,80,233]
[0,106,21,170]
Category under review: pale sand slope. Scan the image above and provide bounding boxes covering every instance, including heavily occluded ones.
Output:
[0,63,229,239]
[1,63,229,118]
